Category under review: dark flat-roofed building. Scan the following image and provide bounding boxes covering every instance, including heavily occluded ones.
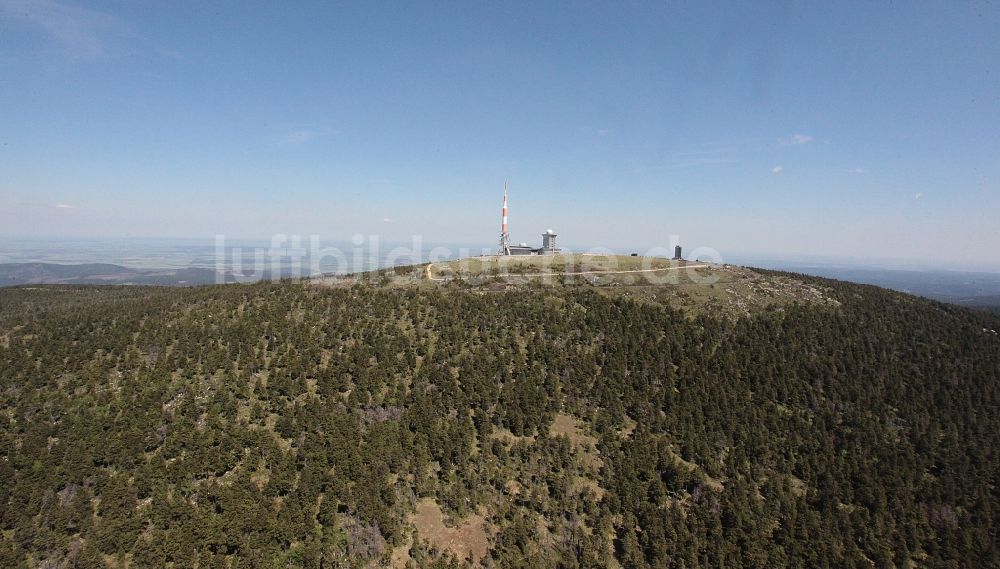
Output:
[508,244,536,255]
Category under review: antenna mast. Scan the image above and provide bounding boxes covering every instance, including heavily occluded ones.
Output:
[498,180,510,256]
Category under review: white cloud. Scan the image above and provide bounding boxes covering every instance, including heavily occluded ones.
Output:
[1,0,119,58]
[281,130,316,145]
[771,165,783,174]
[155,47,183,60]
[780,134,814,145]
[914,193,923,200]
[382,217,394,223]
[847,168,868,174]
[53,203,75,209]
[635,158,735,172]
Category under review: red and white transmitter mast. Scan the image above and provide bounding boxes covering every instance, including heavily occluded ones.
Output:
[498,180,510,255]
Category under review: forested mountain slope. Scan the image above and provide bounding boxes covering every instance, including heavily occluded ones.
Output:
[1,270,998,568]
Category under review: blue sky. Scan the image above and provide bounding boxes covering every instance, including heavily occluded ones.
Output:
[1,1,998,269]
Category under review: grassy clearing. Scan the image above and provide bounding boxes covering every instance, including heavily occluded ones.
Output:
[312,254,839,318]
[550,412,605,480]
[428,253,686,279]
[408,498,490,565]
[549,413,598,450]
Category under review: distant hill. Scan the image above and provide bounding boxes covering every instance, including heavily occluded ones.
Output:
[0,262,221,287]
[751,263,1000,309]
[1,258,998,567]
[954,294,1000,313]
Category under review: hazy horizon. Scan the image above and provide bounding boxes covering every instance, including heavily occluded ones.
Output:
[2,234,999,275]
[2,2,998,270]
